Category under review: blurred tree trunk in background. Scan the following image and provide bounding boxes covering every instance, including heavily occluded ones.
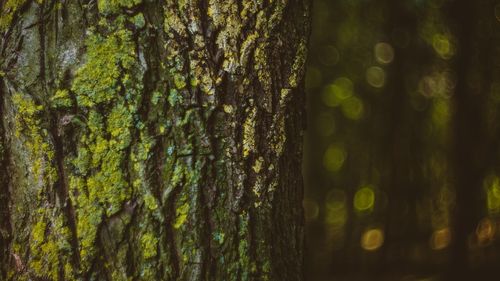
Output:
[448,0,499,279]
[304,0,500,279]
[0,0,310,280]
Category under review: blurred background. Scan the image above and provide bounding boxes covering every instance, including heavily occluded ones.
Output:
[304,0,500,280]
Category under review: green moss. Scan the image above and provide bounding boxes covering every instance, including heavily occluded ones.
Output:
[132,13,145,28]
[89,136,107,166]
[29,211,75,280]
[163,7,186,36]
[238,212,252,281]
[12,93,57,186]
[12,93,43,117]
[73,146,90,174]
[71,27,135,107]
[31,220,47,245]
[140,232,158,259]
[190,77,199,87]
[213,232,225,245]
[168,89,182,107]
[50,89,73,108]
[69,17,142,272]
[98,0,142,14]
[85,144,130,216]
[0,0,25,31]
[174,201,190,229]
[173,73,187,89]
[87,110,105,133]
[151,91,162,105]
[71,175,102,269]
[131,131,154,196]
[136,132,154,161]
[107,103,133,149]
[144,193,158,211]
[242,107,256,158]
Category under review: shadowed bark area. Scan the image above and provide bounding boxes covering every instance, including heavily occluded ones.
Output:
[0,76,13,280]
[0,0,310,280]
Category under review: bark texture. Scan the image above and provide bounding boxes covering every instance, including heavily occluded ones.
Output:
[0,0,310,280]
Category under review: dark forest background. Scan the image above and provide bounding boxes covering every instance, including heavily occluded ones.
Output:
[304,0,500,280]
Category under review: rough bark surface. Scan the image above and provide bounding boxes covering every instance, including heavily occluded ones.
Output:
[0,0,310,280]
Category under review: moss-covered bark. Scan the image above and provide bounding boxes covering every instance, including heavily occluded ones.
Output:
[0,0,310,280]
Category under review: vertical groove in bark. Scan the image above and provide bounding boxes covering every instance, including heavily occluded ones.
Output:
[0,77,13,280]
[0,0,310,280]
[48,114,81,271]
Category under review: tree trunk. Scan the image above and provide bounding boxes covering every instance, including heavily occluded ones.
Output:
[447,0,494,279]
[0,1,310,280]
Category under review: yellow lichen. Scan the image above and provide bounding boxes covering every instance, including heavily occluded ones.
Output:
[140,232,158,259]
[0,0,25,31]
[50,89,73,108]
[69,16,141,272]
[97,0,142,14]
[29,211,74,280]
[223,104,233,114]
[174,202,190,229]
[242,107,257,158]
[252,157,264,173]
[12,93,57,187]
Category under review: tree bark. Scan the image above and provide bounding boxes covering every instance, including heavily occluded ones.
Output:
[0,0,310,280]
